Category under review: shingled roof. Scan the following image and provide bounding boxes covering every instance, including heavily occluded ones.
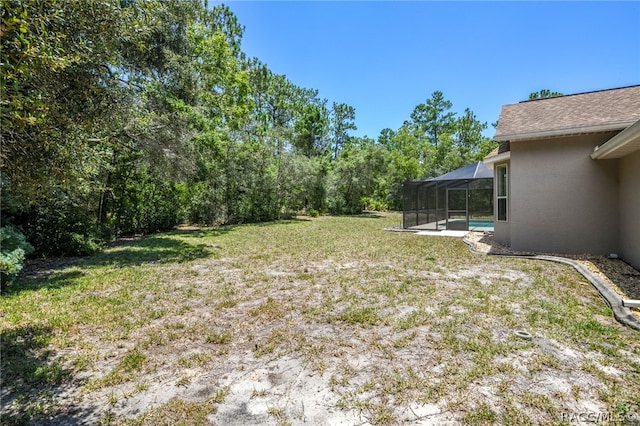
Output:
[484,141,510,159]
[494,85,640,141]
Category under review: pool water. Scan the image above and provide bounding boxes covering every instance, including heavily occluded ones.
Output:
[468,219,494,228]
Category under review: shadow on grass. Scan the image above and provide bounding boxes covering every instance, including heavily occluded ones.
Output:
[81,225,237,268]
[164,224,237,239]
[83,234,215,268]
[343,212,384,219]
[0,324,95,425]
[6,226,236,297]
[3,270,86,297]
[248,218,312,226]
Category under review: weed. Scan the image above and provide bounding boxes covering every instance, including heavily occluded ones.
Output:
[88,349,148,389]
[393,309,432,331]
[205,330,232,344]
[122,350,147,371]
[177,352,212,368]
[336,305,380,326]
[176,375,191,387]
[250,296,288,320]
[519,392,558,417]
[134,381,150,393]
[121,395,223,425]
[2,213,639,425]
[500,400,533,426]
[251,388,268,398]
[392,330,417,348]
[98,410,116,425]
[463,402,497,424]
[253,341,276,357]
[216,298,238,309]
[530,352,561,371]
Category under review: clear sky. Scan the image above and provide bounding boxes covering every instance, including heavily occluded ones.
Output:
[221,1,640,139]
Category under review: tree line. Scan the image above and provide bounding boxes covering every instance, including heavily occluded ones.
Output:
[0,0,497,283]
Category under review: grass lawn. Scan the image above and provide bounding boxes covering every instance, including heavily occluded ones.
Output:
[1,213,639,425]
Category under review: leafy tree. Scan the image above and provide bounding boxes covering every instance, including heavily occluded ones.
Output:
[410,91,456,149]
[406,91,458,177]
[1,0,150,205]
[293,102,330,157]
[330,102,357,159]
[378,94,499,209]
[377,128,396,149]
[328,137,388,214]
[275,154,327,215]
[1,0,257,252]
[528,89,563,100]
[1,0,505,261]
[248,64,317,130]
[447,108,490,169]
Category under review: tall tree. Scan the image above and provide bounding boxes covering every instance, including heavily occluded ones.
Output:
[293,102,330,158]
[1,0,151,203]
[452,108,487,165]
[330,102,357,159]
[409,91,456,149]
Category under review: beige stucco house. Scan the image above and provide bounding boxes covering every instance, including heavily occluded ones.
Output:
[484,85,640,269]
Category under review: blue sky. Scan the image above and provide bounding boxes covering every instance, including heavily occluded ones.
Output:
[222,1,640,139]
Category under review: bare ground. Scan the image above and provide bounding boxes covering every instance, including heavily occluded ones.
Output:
[2,216,639,425]
[466,231,640,319]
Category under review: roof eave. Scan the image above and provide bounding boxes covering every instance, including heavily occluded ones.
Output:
[591,120,640,159]
[483,151,510,169]
[494,121,636,142]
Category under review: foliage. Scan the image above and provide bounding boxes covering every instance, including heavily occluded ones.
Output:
[108,151,185,235]
[2,214,637,424]
[18,190,103,257]
[2,0,499,258]
[379,92,498,209]
[0,225,34,288]
[328,138,388,214]
[529,89,563,100]
[330,102,357,159]
[361,197,388,212]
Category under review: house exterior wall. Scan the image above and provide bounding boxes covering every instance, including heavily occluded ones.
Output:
[619,149,640,269]
[508,132,620,255]
[493,160,510,246]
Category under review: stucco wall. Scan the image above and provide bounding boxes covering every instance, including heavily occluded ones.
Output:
[619,149,640,270]
[508,132,620,255]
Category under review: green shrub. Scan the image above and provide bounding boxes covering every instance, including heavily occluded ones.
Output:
[308,209,319,218]
[0,225,34,288]
[20,193,103,257]
[361,197,388,212]
[109,153,185,235]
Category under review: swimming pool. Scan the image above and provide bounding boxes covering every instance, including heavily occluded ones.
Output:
[469,219,494,228]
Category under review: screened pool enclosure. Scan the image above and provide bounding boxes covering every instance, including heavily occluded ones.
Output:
[402,161,494,231]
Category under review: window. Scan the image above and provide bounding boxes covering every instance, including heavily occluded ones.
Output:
[496,164,508,221]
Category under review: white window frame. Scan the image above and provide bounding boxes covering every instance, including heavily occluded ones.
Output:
[496,163,508,222]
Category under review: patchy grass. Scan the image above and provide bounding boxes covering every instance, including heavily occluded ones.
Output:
[1,213,639,425]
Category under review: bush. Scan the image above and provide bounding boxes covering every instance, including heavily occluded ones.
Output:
[19,192,103,257]
[109,154,185,235]
[308,209,319,218]
[0,225,34,289]
[361,197,388,212]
